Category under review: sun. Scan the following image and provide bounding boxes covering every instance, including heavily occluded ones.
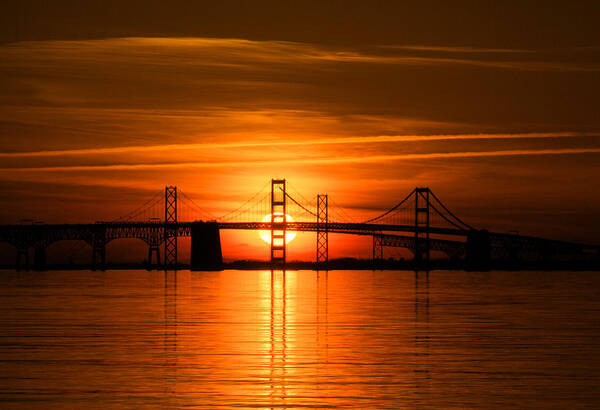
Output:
[258,213,297,244]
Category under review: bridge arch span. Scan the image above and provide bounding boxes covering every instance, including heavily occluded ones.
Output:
[105,237,160,266]
[45,239,92,266]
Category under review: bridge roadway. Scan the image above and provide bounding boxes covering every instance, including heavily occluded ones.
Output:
[0,221,467,247]
[1,221,598,266]
[218,222,468,236]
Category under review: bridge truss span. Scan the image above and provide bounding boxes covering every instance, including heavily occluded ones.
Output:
[1,179,599,270]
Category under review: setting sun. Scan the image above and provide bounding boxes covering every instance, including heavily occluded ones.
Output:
[258,213,297,244]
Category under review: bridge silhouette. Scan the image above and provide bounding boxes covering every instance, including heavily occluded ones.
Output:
[1,179,599,270]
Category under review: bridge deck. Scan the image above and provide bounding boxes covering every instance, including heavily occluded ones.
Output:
[0,221,598,253]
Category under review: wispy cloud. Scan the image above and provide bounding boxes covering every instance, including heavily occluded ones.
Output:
[4,147,600,172]
[379,45,532,53]
[0,132,589,158]
[2,36,599,156]
[4,37,598,74]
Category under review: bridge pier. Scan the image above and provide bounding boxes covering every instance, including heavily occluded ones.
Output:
[146,223,162,269]
[190,222,223,270]
[33,246,46,271]
[372,235,383,261]
[92,246,105,270]
[16,247,29,270]
[466,229,491,270]
[148,244,161,267]
[92,226,106,270]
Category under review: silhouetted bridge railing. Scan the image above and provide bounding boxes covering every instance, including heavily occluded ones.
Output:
[1,180,599,270]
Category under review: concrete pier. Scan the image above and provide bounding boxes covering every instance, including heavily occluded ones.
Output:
[191,222,223,270]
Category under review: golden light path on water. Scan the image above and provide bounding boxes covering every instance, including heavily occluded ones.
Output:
[258,213,297,244]
[2,269,600,407]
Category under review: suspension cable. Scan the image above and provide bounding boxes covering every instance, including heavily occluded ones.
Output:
[328,198,358,223]
[429,190,474,229]
[361,188,416,224]
[286,180,316,208]
[428,202,465,230]
[113,190,163,222]
[217,180,270,221]
[285,192,317,217]
[179,190,216,220]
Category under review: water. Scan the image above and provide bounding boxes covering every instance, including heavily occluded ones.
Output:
[0,269,599,409]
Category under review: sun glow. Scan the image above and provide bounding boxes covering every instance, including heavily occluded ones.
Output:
[258,213,297,244]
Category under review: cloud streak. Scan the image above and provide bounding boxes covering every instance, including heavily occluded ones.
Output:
[4,147,600,172]
[379,45,533,53]
[0,132,590,158]
[4,37,598,73]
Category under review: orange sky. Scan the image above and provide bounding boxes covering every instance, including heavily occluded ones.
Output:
[1,2,600,262]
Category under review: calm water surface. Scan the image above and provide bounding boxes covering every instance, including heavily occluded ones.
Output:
[0,269,599,408]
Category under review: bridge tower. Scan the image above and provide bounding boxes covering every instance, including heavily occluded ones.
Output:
[270,179,286,265]
[164,186,177,268]
[316,194,328,268]
[414,188,430,264]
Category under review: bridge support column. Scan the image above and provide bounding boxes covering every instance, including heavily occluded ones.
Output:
[92,246,105,270]
[164,186,178,268]
[270,179,286,266]
[316,194,328,269]
[466,229,491,270]
[92,225,106,270]
[33,245,46,271]
[148,244,161,267]
[414,188,430,265]
[372,234,383,262]
[16,247,29,270]
[147,224,162,268]
[190,222,223,270]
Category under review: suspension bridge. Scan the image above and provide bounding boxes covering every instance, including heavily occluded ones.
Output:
[1,179,599,270]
